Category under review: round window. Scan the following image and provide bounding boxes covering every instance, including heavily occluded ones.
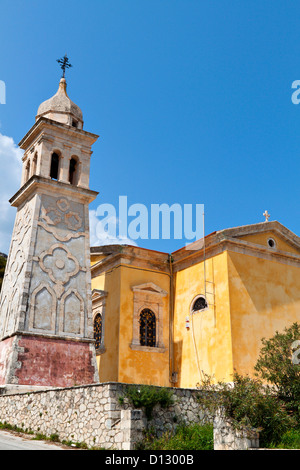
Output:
[267,238,276,249]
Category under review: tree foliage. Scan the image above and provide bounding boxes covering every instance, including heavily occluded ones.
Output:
[199,324,300,447]
[0,256,6,293]
[200,372,295,447]
[254,322,300,417]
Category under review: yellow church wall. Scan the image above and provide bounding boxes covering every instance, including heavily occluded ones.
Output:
[227,250,300,377]
[240,232,300,256]
[90,226,300,389]
[91,267,121,383]
[117,265,171,387]
[173,251,234,388]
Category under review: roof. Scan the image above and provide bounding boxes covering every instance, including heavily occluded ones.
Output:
[36,78,83,125]
[90,221,300,275]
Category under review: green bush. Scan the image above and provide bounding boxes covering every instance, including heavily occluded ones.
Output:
[137,423,214,450]
[274,429,300,449]
[255,322,300,419]
[200,373,295,448]
[120,385,174,420]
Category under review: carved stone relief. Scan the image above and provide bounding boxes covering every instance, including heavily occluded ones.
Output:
[59,288,84,336]
[0,200,34,339]
[29,283,56,333]
[26,194,89,339]
[0,192,91,341]
[38,197,85,242]
[34,243,83,299]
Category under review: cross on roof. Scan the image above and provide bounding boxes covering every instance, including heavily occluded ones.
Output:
[263,210,271,222]
[56,54,72,79]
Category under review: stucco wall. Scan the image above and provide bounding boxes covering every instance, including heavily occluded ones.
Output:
[91,263,171,387]
[173,252,233,388]
[0,334,98,388]
[92,268,121,383]
[118,266,170,387]
[227,250,300,376]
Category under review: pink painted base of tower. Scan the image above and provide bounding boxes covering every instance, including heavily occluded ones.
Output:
[0,336,14,386]
[0,335,98,388]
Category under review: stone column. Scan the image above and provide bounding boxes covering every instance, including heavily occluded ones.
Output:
[121,409,145,451]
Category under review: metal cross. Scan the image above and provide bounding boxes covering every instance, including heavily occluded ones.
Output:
[56,54,72,79]
[263,210,270,222]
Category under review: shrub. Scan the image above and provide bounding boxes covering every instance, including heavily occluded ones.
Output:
[120,384,174,420]
[274,429,300,449]
[200,373,295,447]
[136,423,214,450]
[255,322,300,419]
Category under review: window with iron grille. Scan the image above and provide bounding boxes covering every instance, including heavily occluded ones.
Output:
[94,313,102,350]
[139,308,156,347]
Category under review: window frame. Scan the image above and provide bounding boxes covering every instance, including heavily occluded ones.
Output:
[92,289,108,355]
[69,155,80,185]
[130,282,167,353]
[93,311,103,350]
[50,152,61,181]
[190,294,209,314]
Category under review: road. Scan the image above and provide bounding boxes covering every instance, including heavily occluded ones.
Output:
[0,429,70,450]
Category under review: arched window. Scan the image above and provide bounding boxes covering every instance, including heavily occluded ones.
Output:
[191,295,208,313]
[139,308,156,347]
[25,161,31,182]
[94,313,102,350]
[50,152,60,180]
[32,153,38,176]
[69,157,78,185]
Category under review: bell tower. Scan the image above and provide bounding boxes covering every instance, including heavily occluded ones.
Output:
[0,71,99,391]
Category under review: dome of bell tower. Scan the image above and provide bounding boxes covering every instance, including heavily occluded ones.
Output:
[36,78,83,129]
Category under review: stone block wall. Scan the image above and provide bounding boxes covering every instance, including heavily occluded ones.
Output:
[149,387,209,436]
[0,382,209,450]
[213,410,260,450]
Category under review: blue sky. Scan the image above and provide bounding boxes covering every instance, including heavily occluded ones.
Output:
[0,0,299,253]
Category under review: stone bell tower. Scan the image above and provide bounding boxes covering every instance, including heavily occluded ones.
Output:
[0,74,99,391]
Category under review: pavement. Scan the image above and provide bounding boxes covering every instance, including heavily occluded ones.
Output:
[0,429,72,450]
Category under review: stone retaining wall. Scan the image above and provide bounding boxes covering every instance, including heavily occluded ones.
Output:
[213,410,260,450]
[0,382,209,450]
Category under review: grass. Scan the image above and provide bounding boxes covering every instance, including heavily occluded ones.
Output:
[0,418,214,451]
[136,423,214,450]
[270,429,300,449]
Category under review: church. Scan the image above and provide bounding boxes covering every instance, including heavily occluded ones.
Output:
[91,221,300,389]
[0,70,299,392]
